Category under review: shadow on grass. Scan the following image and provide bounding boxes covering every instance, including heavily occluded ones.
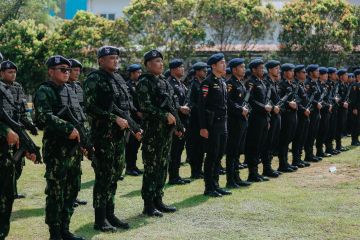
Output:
[11,207,44,221]
[81,179,95,189]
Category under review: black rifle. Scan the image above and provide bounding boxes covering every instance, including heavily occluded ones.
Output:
[57,106,95,161]
[305,90,317,110]
[160,93,184,133]
[241,89,252,112]
[112,103,140,136]
[265,86,273,106]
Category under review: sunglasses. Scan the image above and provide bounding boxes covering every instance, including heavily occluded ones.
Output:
[52,67,71,73]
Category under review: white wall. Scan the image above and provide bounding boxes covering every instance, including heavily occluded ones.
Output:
[87,0,131,18]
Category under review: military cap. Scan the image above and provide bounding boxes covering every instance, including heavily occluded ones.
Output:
[337,69,347,76]
[0,60,17,71]
[207,53,225,66]
[127,63,142,72]
[0,52,3,62]
[353,69,360,77]
[306,64,319,73]
[281,63,295,72]
[97,46,120,59]
[319,67,328,75]
[248,59,264,70]
[188,69,195,76]
[46,55,71,68]
[169,59,184,69]
[164,69,170,78]
[144,50,163,65]
[228,58,245,69]
[226,67,231,74]
[294,64,305,73]
[348,73,354,78]
[327,67,337,74]
[192,62,207,71]
[69,59,83,69]
[265,60,280,69]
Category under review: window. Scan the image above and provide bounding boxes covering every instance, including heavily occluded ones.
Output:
[100,13,116,20]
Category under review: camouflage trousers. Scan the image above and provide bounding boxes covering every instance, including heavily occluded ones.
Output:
[141,127,172,201]
[92,136,125,209]
[44,152,82,227]
[14,157,25,196]
[0,159,15,240]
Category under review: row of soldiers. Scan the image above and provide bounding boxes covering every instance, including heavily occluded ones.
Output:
[0,48,359,240]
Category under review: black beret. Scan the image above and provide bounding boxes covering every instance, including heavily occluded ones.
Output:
[192,62,207,71]
[127,63,142,72]
[144,50,163,65]
[337,69,347,76]
[348,73,354,78]
[294,64,305,73]
[354,69,360,76]
[164,69,170,78]
[319,67,328,75]
[46,55,71,68]
[97,46,120,59]
[207,53,225,66]
[248,59,264,70]
[265,60,280,69]
[228,58,245,69]
[69,59,83,69]
[306,64,319,73]
[0,60,17,71]
[327,67,337,74]
[0,52,3,62]
[169,59,184,69]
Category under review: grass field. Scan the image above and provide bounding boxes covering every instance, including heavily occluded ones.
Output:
[7,135,360,240]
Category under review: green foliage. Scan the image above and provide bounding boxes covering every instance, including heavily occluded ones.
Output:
[279,0,357,66]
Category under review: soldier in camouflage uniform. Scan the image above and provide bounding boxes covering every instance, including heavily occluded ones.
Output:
[68,59,87,207]
[34,55,86,240]
[1,60,38,199]
[84,46,142,231]
[137,50,184,217]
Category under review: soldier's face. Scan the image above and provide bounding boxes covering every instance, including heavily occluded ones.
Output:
[296,70,306,81]
[212,59,226,76]
[147,57,163,75]
[319,73,328,81]
[195,68,207,79]
[284,70,294,80]
[1,69,17,82]
[69,67,81,81]
[340,74,348,83]
[329,73,337,81]
[130,70,142,81]
[311,70,320,79]
[49,64,70,83]
[99,55,119,72]
[252,64,264,79]
[268,66,280,78]
[233,64,246,78]
[172,65,185,78]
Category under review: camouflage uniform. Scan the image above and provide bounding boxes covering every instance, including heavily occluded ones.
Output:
[136,73,177,201]
[34,81,84,231]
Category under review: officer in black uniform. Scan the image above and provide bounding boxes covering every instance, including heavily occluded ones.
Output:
[225,58,252,188]
[315,67,333,158]
[187,62,207,179]
[350,69,360,146]
[278,63,299,172]
[292,65,311,167]
[304,64,323,162]
[335,69,350,152]
[245,59,272,182]
[125,63,143,176]
[167,59,191,185]
[199,53,231,197]
[261,60,282,178]
[0,60,38,199]
[325,67,341,155]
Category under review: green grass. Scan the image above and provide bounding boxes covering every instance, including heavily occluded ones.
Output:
[8,134,360,240]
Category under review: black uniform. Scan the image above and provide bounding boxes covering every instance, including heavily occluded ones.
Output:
[335,81,350,150]
[198,73,228,194]
[349,82,360,145]
[325,80,340,154]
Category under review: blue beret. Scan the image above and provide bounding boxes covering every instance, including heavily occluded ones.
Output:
[207,53,225,66]
[0,52,3,62]
[294,64,305,73]
[164,69,170,78]
[97,46,120,59]
[348,73,354,78]
[265,60,280,69]
[0,60,17,71]
[306,64,319,73]
[354,69,360,76]
[249,59,264,70]
[228,58,245,70]
[144,50,163,65]
[46,55,71,68]
[281,63,295,72]
[69,59,82,69]
[169,59,184,69]
[127,63,142,72]
[337,69,347,76]
[192,62,207,71]
[319,67,328,74]
[327,67,337,74]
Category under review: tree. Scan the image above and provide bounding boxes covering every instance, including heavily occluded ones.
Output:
[198,0,276,51]
[124,0,206,61]
[278,0,357,66]
[0,19,49,93]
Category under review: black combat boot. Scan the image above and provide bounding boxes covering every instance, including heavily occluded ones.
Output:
[94,208,117,232]
[143,199,163,217]
[49,225,63,240]
[248,166,263,182]
[154,196,177,213]
[234,170,252,187]
[106,204,130,229]
[61,221,85,240]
